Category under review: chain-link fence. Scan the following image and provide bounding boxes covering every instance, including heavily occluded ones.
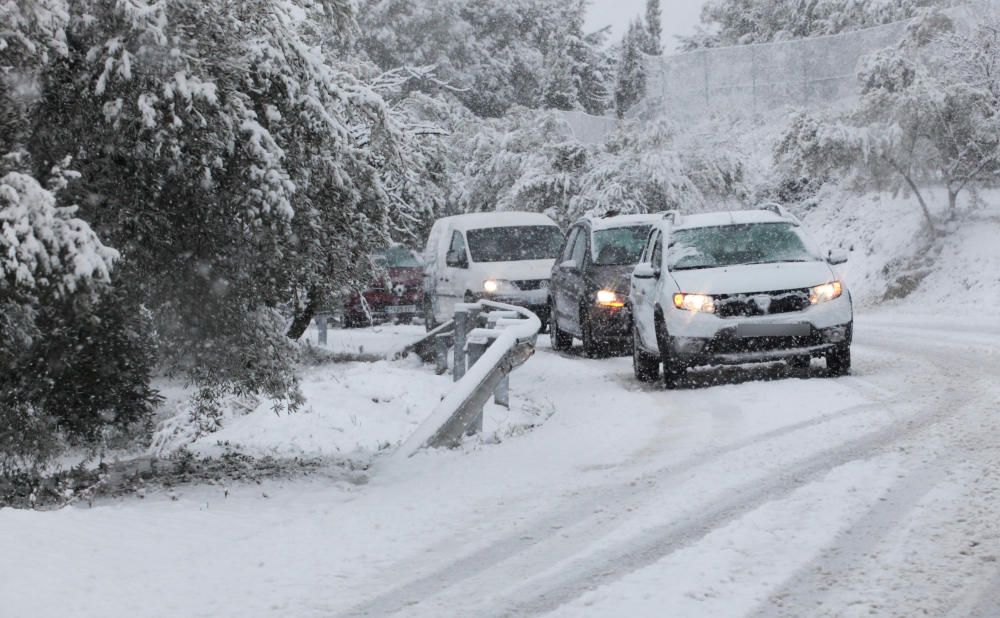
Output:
[632,1,996,123]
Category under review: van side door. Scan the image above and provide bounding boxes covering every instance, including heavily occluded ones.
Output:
[561,226,590,336]
[438,230,470,317]
[550,226,579,330]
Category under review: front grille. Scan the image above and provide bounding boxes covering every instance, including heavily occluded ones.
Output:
[715,288,811,318]
[704,330,825,355]
[512,279,546,291]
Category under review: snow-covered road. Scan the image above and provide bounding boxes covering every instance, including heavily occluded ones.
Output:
[4,313,1000,617]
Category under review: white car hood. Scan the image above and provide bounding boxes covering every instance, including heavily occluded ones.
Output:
[472,259,556,281]
[669,261,836,295]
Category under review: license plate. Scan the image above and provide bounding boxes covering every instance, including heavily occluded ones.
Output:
[736,322,810,338]
[385,305,417,314]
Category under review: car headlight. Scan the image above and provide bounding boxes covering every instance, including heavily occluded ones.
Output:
[673,292,716,313]
[809,281,843,304]
[596,289,625,308]
[484,279,517,294]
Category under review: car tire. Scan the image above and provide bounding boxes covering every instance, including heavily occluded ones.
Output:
[826,343,851,376]
[632,325,659,382]
[657,318,684,389]
[550,302,573,352]
[581,312,603,358]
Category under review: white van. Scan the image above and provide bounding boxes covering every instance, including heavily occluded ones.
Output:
[422,212,563,328]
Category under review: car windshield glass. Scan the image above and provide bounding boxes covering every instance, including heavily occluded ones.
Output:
[592,225,651,266]
[466,226,563,262]
[669,223,817,270]
[376,246,420,268]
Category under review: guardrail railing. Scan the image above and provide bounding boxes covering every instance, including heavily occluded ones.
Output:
[393,300,541,459]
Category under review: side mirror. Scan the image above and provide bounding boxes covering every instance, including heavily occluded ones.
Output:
[827,249,849,266]
[559,259,578,272]
[633,263,659,280]
[446,250,467,268]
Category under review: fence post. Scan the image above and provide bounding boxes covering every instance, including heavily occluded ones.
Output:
[494,375,509,409]
[316,314,327,346]
[466,340,488,435]
[434,334,450,375]
[453,309,469,381]
[702,49,710,110]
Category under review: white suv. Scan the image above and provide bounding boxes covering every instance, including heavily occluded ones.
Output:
[629,206,853,387]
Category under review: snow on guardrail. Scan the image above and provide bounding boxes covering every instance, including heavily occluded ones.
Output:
[391,300,541,459]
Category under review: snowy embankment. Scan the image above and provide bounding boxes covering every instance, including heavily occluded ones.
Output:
[801,185,1000,312]
[149,324,548,464]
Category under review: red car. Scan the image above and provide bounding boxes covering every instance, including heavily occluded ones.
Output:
[343,246,424,327]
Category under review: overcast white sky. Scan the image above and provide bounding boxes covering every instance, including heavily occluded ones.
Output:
[585,0,707,54]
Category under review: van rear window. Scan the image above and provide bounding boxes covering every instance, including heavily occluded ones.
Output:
[466,226,564,263]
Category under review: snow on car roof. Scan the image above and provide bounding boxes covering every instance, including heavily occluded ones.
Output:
[585,213,663,231]
[438,211,559,231]
[673,209,789,230]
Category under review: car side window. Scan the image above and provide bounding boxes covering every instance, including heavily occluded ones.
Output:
[651,232,663,270]
[449,231,466,257]
[561,227,579,263]
[570,227,588,267]
[641,230,658,264]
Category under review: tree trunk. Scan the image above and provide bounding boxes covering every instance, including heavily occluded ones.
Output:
[947,188,958,217]
[286,286,321,341]
[901,174,938,237]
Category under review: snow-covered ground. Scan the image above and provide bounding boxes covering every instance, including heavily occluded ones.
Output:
[4,191,1000,617]
[3,307,1000,617]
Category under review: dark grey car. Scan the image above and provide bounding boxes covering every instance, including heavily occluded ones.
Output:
[548,214,662,357]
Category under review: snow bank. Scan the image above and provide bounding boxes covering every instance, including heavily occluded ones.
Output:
[799,185,1000,315]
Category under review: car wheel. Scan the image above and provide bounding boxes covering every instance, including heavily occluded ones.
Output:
[632,325,659,382]
[550,302,573,352]
[657,319,684,389]
[423,295,438,332]
[581,312,603,358]
[826,343,851,376]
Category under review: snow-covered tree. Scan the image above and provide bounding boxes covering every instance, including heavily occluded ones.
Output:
[614,19,648,119]
[13,0,446,418]
[776,12,1000,234]
[357,0,611,117]
[681,0,960,50]
[644,0,664,55]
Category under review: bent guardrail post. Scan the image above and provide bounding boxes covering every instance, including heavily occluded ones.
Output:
[494,374,510,408]
[386,318,455,362]
[392,300,541,459]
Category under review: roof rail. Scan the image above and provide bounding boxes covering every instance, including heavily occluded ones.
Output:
[758,202,801,226]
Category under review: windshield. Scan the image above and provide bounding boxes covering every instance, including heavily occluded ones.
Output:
[592,225,652,266]
[375,246,421,268]
[466,226,564,263]
[669,223,818,270]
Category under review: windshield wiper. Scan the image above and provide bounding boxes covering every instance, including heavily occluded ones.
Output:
[670,264,719,271]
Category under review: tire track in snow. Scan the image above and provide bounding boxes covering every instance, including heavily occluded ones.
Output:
[491,390,959,618]
[338,365,932,617]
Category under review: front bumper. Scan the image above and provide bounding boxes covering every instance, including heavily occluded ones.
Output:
[478,289,550,322]
[664,293,853,367]
[672,323,851,367]
[584,305,632,340]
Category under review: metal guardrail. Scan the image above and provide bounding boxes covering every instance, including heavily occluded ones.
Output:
[393,300,541,459]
